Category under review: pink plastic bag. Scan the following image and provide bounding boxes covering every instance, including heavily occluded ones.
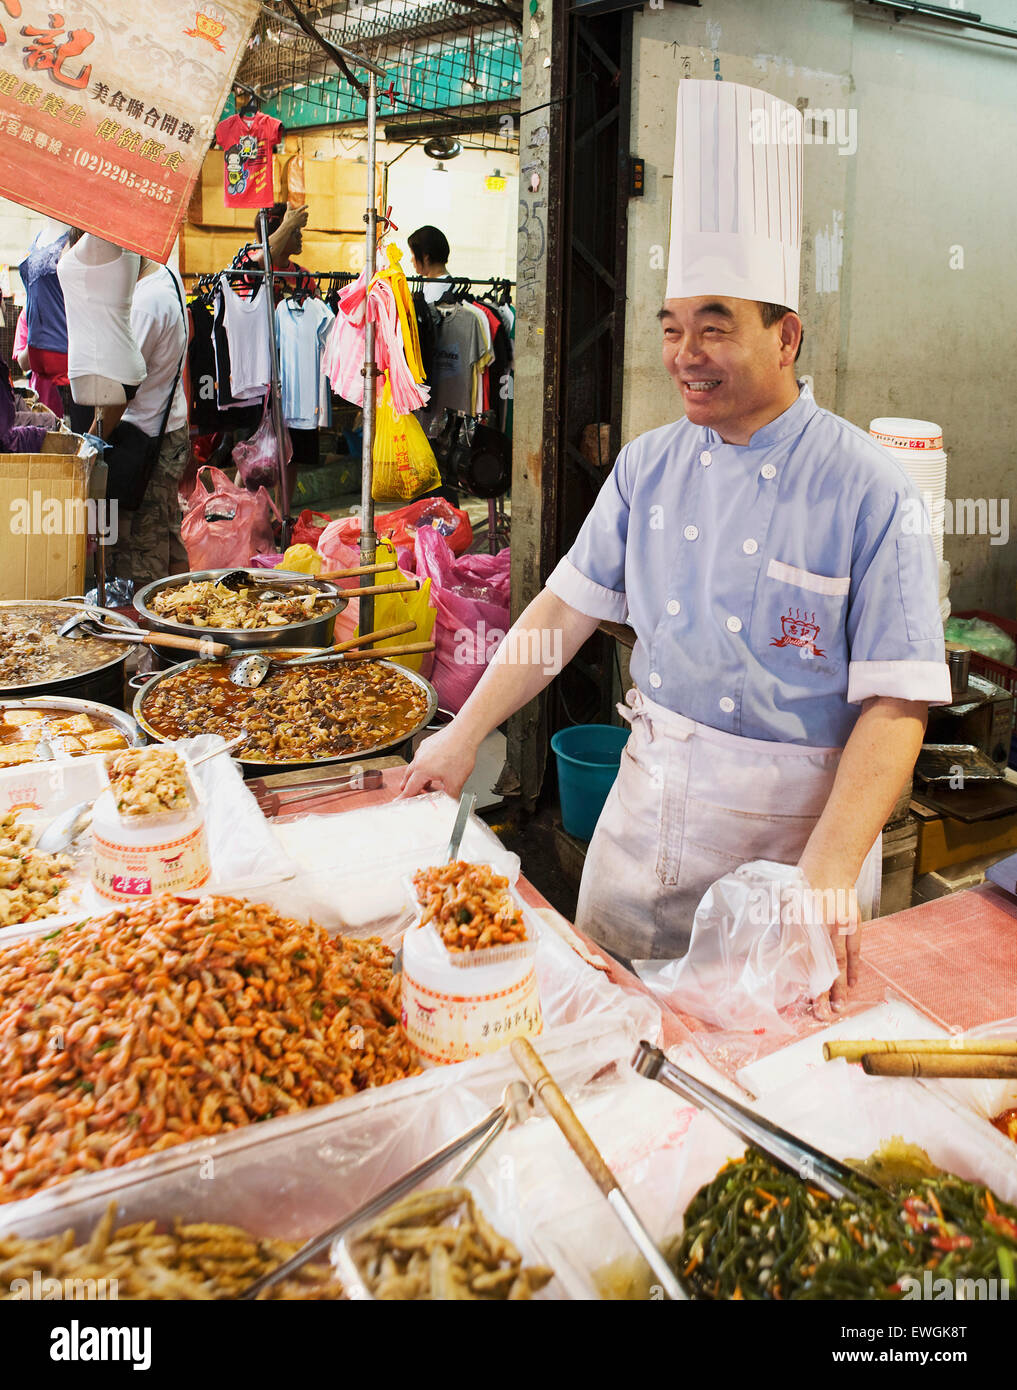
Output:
[181,466,280,571]
[232,398,291,489]
[413,528,510,713]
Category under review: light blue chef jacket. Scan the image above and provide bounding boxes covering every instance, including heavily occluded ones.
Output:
[547,384,952,747]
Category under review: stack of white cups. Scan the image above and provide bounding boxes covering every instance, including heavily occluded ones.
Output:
[869,417,950,622]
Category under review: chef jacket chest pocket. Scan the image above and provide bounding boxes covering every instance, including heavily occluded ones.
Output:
[757,558,851,674]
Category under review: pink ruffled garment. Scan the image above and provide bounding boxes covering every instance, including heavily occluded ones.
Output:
[322,269,429,415]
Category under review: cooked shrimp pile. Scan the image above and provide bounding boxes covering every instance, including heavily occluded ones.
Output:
[0,895,417,1202]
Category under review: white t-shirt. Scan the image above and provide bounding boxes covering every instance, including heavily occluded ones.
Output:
[421,275,453,304]
[56,240,147,385]
[122,267,188,436]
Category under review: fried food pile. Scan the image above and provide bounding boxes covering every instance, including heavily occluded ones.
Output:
[0,811,71,928]
[413,861,528,954]
[107,748,191,818]
[149,580,334,630]
[0,895,418,1202]
[0,1201,342,1300]
[346,1186,553,1300]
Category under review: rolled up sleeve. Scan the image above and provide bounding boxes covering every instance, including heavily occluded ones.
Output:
[846,490,952,706]
[545,446,632,622]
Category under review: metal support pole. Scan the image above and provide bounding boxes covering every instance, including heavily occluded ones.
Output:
[359,71,379,638]
[258,208,291,548]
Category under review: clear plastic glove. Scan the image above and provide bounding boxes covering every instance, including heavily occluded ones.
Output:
[633,860,839,1035]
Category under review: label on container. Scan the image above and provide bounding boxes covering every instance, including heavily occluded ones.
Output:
[92,824,210,903]
[400,965,543,1066]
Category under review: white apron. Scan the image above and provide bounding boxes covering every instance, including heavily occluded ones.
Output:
[574,687,881,962]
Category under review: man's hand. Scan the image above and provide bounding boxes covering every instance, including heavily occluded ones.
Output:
[279,204,309,238]
[399,724,478,799]
[814,882,862,1017]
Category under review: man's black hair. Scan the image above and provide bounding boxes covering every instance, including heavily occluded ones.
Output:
[263,203,289,236]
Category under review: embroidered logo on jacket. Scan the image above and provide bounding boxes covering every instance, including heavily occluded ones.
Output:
[771,608,826,659]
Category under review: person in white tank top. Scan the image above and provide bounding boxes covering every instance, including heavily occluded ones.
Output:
[57,231,146,435]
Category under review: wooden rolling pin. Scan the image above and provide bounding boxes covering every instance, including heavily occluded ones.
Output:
[825,1038,1017,1062]
[861,1052,1017,1080]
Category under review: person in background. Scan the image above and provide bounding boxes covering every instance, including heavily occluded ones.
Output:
[408,225,452,303]
[108,258,190,586]
[234,202,316,304]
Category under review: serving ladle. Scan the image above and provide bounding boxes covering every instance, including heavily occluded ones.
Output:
[228,620,423,688]
[58,608,230,659]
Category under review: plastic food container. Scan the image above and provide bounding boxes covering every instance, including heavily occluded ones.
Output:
[91,752,210,903]
[400,874,543,1066]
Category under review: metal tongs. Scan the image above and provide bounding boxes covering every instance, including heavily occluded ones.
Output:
[632,1042,878,1200]
[238,1081,532,1300]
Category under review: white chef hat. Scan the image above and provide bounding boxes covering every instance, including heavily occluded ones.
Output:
[666,80,804,312]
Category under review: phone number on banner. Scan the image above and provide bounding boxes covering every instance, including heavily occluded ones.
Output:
[71,148,174,202]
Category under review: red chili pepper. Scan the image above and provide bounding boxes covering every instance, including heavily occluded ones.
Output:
[931,1234,973,1252]
[987,1213,1017,1242]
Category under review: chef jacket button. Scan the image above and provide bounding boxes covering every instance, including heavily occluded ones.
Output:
[719,696,735,713]
[649,672,663,690]
[666,599,681,616]
[699,450,712,466]
[742,538,758,555]
[725,616,742,633]
[683,524,699,541]
[761,464,777,480]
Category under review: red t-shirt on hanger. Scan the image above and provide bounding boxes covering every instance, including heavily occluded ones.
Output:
[215,112,284,208]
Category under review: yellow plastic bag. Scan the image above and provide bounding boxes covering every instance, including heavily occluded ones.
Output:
[359,539,436,672]
[372,382,441,503]
[274,543,323,575]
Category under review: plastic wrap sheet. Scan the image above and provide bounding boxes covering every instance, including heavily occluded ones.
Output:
[512,1055,1017,1298]
[0,1018,643,1299]
[0,737,297,944]
[912,1016,1017,1166]
[267,793,520,935]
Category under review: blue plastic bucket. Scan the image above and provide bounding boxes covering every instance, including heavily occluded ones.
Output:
[551,724,630,841]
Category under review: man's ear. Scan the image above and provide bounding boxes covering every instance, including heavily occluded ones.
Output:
[779,313,803,366]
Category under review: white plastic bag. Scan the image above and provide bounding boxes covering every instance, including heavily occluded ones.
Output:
[633,860,838,1035]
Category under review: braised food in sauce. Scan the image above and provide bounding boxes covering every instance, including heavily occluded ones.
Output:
[0,606,131,687]
[140,660,428,762]
[0,705,130,763]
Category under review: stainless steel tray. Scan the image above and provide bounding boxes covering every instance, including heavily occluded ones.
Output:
[915,743,1004,786]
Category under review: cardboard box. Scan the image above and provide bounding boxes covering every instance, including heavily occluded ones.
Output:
[0,434,97,600]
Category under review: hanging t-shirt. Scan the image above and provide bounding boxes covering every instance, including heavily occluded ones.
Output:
[215,112,283,209]
[188,297,260,432]
[277,296,334,429]
[215,273,272,400]
[429,303,488,415]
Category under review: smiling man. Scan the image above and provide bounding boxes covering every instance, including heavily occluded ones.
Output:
[402,80,951,1004]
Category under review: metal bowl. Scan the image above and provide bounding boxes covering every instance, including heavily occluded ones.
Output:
[0,694,144,760]
[133,570,348,662]
[132,647,439,774]
[0,600,141,705]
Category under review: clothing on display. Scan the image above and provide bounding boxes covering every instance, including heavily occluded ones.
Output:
[122,267,189,436]
[232,243,317,305]
[13,309,63,415]
[18,230,68,357]
[56,239,146,387]
[185,296,259,433]
[215,112,284,209]
[277,296,334,429]
[214,272,272,402]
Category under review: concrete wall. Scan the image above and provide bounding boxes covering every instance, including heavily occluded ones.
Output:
[624,0,1017,615]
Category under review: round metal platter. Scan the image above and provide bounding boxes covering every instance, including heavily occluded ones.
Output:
[132,570,348,650]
